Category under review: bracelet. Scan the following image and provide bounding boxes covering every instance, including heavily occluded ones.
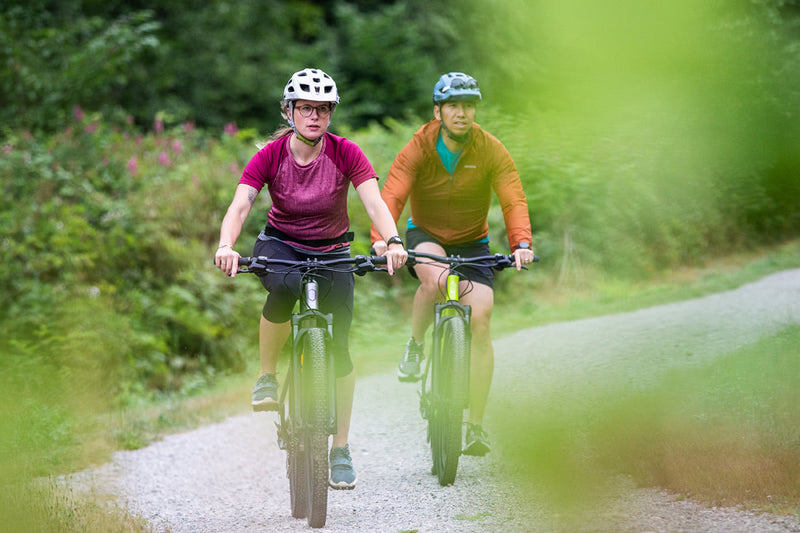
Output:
[217,244,231,249]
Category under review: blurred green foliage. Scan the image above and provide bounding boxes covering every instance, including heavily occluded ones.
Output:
[460,0,800,277]
[1,3,160,131]
[495,325,800,515]
[0,119,259,405]
[1,0,799,499]
[0,0,470,134]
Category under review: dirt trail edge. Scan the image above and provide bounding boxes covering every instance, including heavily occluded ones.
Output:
[67,269,800,532]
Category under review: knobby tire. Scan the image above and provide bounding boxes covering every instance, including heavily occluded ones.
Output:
[304,328,330,528]
[287,418,308,519]
[431,317,469,486]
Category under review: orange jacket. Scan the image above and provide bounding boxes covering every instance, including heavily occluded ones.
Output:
[371,119,531,250]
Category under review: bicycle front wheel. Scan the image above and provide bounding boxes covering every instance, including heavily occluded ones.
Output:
[430,316,469,486]
[303,327,330,529]
[287,417,308,519]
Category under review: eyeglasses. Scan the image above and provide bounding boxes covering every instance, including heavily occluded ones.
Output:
[295,104,331,117]
[440,77,480,93]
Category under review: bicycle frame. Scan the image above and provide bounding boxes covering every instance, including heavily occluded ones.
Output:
[278,276,338,440]
[237,254,387,527]
[423,269,472,411]
[408,250,534,486]
[239,254,387,428]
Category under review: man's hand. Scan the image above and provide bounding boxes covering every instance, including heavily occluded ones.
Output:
[383,242,407,275]
[512,247,535,271]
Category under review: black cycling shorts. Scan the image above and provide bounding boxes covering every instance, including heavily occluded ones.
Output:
[253,234,355,378]
[405,226,495,289]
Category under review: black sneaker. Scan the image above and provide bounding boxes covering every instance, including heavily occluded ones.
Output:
[397,337,425,382]
[463,423,491,456]
[329,445,357,489]
[251,373,279,412]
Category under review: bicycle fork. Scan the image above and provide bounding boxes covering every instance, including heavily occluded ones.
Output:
[277,278,338,450]
[420,273,472,420]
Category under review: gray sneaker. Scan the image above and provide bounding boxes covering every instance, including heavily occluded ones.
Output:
[397,337,425,382]
[251,373,279,412]
[463,423,490,456]
[329,445,357,489]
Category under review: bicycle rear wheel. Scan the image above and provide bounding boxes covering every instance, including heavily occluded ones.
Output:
[303,328,330,528]
[430,316,469,486]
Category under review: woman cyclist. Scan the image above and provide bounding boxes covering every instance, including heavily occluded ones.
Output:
[215,68,407,489]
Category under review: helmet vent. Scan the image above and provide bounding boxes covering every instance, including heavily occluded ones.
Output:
[282,68,340,104]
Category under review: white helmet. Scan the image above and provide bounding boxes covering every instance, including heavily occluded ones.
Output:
[283,68,340,104]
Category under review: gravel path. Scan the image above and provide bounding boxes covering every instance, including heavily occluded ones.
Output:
[68,269,800,532]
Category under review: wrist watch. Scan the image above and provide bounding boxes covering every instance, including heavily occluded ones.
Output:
[387,235,404,246]
[516,241,530,251]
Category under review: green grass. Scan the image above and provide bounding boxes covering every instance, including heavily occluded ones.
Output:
[599,325,800,512]
[491,238,800,339]
[0,478,152,533]
[495,325,800,517]
[351,238,800,375]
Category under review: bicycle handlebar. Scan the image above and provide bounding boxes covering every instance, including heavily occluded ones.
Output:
[236,254,389,276]
[407,250,539,271]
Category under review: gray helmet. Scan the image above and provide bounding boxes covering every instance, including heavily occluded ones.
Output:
[283,68,340,103]
[433,72,481,103]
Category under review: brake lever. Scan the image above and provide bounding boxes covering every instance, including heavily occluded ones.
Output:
[353,255,375,276]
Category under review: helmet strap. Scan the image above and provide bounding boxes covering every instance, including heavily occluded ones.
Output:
[295,132,322,146]
[441,121,472,144]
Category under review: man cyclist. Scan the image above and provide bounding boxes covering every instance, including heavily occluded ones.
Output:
[371,72,534,456]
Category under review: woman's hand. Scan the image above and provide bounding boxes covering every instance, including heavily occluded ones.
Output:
[372,240,387,256]
[383,243,407,276]
[214,244,241,277]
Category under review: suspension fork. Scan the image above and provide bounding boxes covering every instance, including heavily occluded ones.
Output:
[430,272,471,400]
[288,278,337,433]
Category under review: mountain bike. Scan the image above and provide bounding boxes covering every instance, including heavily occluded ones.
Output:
[237,253,388,529]
[407,250,535,486]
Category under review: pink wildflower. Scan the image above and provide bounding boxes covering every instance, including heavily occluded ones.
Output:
[125,115,135,125]
[154,119,164,134]
[2,145,12,155]
[183,121,196,133]
[158,151,171,167]
[84,121,98,134]
[224,122,238,136]
[127,156,138,177]
[171,139,183,153]
[73,105,84,122]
